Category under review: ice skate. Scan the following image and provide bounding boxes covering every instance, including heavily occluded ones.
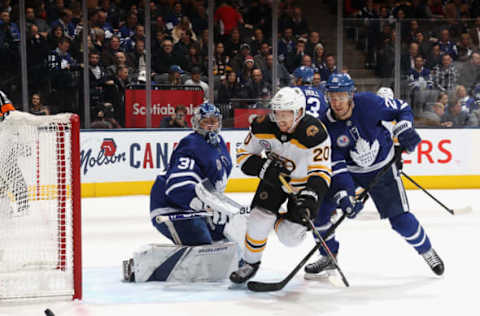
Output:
[229,260,260,284]
[304,256,336,280]
[422,248,444,276]
[122,258,135,282]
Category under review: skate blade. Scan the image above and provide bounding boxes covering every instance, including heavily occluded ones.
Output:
[304,270,346,287]
[228,282,248,290]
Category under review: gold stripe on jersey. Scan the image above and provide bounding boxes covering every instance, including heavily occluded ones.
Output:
[308,165,332,174]
[289,138,307,149]
[236,148,252,165]
[255,133,276,140]
[236,153,251,165]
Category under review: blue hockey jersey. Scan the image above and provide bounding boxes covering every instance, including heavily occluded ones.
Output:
[322,92,413,195]
[150,132,232,214]
[298,85,329,119]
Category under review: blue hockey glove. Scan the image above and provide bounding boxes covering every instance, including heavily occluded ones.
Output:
[334,190,364,219]
[393,120,421,153]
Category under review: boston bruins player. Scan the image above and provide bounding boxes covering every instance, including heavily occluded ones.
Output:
[230,86,332,284]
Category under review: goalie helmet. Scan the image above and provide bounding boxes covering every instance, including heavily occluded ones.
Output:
[191,102,222,145]
[377,87,394,99]
[270,87,306,131]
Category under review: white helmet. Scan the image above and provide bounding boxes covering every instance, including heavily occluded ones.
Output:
[377,87,394,99]
[270,87,306,131]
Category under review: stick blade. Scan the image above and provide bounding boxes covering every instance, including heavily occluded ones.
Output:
[247,280,285,292]
[453,206,472,215]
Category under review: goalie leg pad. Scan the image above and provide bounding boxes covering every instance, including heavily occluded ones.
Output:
[129,242,238,282]
[274,218,307,247]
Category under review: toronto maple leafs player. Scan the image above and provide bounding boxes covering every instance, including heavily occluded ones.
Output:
[304,74,444,278]
[123,103,242,282]
[293,66,329,120]
[229,86,332,283]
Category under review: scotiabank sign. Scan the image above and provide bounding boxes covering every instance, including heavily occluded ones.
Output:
[125,88,204,128]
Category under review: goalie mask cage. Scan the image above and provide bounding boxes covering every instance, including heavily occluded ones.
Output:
[0,111,81,301]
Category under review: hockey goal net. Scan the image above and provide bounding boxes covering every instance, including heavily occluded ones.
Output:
[0,111,81,301]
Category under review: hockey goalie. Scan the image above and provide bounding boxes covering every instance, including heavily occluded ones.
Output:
[123,103,247,283]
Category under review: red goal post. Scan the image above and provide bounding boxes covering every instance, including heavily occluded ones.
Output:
[0,111,81,301]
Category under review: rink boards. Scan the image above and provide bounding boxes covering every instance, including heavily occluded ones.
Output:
[80,128,480,197]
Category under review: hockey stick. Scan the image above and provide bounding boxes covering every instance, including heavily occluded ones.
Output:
[247,149,403,292]
[281,175,349,287]
[400,171,456,215]
[153,212,213,223]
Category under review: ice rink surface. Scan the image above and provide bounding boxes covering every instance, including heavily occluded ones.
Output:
[1,189,479,316]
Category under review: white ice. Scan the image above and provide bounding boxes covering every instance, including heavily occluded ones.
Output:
[1,189,479,316]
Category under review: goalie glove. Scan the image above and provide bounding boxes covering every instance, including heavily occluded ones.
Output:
[393,120,421,153]
[288,189,318,227]
[258,157,291,188]
[334,190,364,219]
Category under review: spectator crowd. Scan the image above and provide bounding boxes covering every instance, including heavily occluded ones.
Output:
[0,0,479,128]
[347,0,480,127]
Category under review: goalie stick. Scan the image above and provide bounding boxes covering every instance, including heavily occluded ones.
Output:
[247,149,403,292]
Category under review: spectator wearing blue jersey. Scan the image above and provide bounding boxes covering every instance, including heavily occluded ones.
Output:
[304,73,445,278]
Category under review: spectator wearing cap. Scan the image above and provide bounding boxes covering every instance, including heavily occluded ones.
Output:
[185,66,209,97]
[153,39,187,75]
[238,55,255,85]
[167,65,184,86]
[231,42,251,74]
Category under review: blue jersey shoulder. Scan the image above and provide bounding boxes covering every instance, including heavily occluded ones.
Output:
[299,86,329,119]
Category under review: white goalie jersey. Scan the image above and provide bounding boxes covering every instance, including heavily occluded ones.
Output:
[237,114,332,191]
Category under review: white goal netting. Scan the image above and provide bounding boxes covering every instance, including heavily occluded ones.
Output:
[0,111,81,301]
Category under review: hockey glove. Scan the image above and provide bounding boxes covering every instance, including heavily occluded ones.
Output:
[288,189,318,226]
[393,120,421,153]
[258,158,291,187]
[334,190,364,219]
